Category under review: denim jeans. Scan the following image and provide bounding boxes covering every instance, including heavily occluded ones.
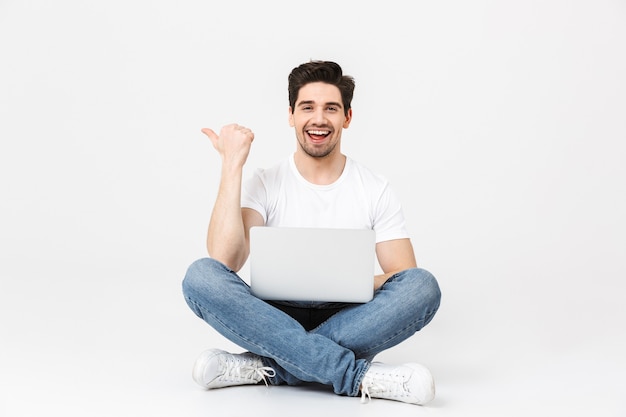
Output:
[182,258,441,397]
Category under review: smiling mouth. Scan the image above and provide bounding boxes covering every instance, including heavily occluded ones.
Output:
[306,129,331,142]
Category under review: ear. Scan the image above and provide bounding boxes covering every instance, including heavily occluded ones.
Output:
[288,106,295,127]
[343,108,353,128]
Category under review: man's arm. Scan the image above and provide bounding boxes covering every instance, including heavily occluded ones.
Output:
[202,124,260,271]
[374,238,418,290]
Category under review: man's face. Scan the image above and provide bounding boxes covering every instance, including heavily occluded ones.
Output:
[289,82,352,159]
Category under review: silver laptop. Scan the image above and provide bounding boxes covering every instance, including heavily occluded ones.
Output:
[249,226,376,303]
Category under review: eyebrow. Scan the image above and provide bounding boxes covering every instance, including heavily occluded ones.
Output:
[297,100,343,109]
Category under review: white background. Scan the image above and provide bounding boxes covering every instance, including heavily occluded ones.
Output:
[1,1,625,416]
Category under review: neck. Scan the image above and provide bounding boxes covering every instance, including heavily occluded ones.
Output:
[293,151,347,185]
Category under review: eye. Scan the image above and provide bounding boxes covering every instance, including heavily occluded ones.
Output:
[327,106,338,112]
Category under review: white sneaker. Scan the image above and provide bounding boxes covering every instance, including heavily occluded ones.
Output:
[360,362,435,405]
[192,348,276,389]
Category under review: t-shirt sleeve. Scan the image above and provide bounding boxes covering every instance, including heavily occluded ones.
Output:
[241,169,268,224]
[373,183,410,243]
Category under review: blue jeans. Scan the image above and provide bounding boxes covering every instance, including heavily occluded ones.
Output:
[182,258,441,397]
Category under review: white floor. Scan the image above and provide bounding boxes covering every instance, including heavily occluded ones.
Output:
[1,259,624,417]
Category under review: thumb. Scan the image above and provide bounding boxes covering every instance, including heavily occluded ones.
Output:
[201,128,219,146]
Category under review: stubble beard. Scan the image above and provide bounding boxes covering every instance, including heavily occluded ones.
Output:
[297,133,338,159]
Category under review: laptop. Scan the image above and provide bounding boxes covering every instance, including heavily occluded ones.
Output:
[249,226,376,303]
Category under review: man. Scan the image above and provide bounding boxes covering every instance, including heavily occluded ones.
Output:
[182,60,441,405]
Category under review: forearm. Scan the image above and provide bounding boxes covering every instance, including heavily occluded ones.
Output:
[374,272,395,290]
[375,239,418,290]
[206,165,247,270]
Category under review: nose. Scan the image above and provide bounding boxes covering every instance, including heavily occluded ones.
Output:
[312,107,326,124]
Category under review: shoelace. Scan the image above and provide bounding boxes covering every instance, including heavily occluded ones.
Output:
[360,374,406,404]
[222,355,276,387]
[360,382,374,403]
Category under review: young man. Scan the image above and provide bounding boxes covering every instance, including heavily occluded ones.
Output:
[182,61,441,405]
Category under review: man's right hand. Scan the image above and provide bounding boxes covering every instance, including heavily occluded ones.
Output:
[201,124,255,168]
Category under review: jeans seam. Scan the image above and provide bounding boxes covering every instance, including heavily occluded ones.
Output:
[352,361,371,397]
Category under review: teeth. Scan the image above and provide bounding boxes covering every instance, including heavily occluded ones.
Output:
[308,130,329,135]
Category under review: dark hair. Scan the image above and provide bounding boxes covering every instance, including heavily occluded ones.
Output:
[288,61,355,116]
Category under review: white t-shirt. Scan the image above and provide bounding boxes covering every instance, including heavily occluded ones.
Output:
[241,155,410,244]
